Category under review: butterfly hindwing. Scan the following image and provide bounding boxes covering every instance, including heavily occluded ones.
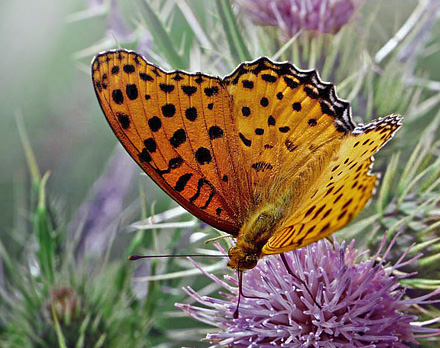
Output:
[92,50,249,234]
[262,115,402,254]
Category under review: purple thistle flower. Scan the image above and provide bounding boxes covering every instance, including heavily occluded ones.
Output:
[177,236,440,347]
[237,0,365,38]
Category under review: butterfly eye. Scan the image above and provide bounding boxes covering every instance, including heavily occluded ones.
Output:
[244,254,258,269]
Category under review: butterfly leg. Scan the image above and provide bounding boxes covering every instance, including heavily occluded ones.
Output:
[280,253,322,309]
[233,270,264,319]
[325,236,334,246]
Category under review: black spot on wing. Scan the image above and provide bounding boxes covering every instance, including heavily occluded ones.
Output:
[242,107,251,117]
[139,73,153,81]
[338,211,347,220]
[169,156,184,169]
[342,198,353,210]
[195,147,212,164]
[304,86,319,98]
[144,138,157,152]
[189,179,215,208]
[169,129,187,148]
[162,103,176,117]
[112,89,123,104]
[334,193,343,204]
[155,157,184,176]
[172,74,184,81]
[126,84,138,100]
[304,206,315,217]
[285,140,297,152]
[159,83,175,93]
[138,149,151,163]
[181,85,197,96]
[261,74,277,82]
[251,162,273,172]
[283,76,298,89]
[312,205,326,219]
[204,86,219,97]
[123,64,135,73]
[117,113,130,129]
[292,102,302,111]
[209,126,224,140]
[152,67,161,77]
[320,101,335,116]
[195,75,204,84]
[268,116,276,126]
[185,107,197,121]
[148,116,162,132]
[239,133,251,147]
[242,80,254,89]
[174,173,193,192]
[323,209,332,219]
[260,97,269,107]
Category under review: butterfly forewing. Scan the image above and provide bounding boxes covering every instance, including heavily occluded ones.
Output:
[263,115,402,254]
[223,58,354,203]
[92,50,247,234]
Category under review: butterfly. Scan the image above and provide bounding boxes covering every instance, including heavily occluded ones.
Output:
[91,49,401,272]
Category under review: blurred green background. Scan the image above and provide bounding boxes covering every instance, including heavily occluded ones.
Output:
[1,0,103,236]
[1,1,144,241]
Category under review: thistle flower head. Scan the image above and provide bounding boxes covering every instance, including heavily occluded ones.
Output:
[237,0,364,38]
[177,237,440,347]
[48,287,79,321]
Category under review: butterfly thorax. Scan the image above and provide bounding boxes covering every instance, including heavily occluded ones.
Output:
[227,203,286,270]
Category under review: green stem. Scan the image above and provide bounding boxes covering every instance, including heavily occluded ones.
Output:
[141,1,187,68]
[216,0,251,63]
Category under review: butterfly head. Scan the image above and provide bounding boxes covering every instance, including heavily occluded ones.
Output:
[227,247,259,271]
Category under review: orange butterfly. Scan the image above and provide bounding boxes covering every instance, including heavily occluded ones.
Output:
[92,49,401,272]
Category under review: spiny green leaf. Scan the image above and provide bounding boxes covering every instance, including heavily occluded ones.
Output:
[16,111,41,188]
[215,0,251,63]
[140,1,187,68]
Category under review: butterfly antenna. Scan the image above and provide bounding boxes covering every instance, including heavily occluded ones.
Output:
[280,253,322,309]
[128,254,228,260]
[204,233,230,244]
